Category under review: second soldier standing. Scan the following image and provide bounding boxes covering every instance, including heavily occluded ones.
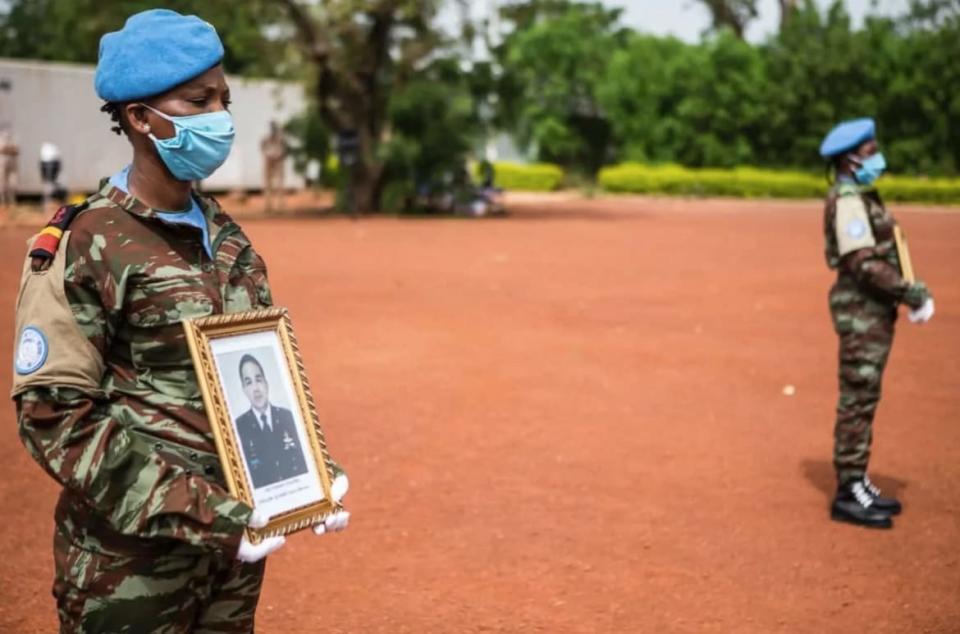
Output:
[819,118,935,529]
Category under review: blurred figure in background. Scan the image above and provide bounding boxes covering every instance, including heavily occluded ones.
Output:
[261,120,286,214]
[39,141,61,214]
[0,128,19,209]
[819,118,935,530]
[305,157,322,199]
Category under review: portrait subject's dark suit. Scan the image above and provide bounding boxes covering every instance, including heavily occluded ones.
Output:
[235,404,308,488]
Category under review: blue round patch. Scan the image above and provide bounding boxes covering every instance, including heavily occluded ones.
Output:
[15,326,48,375]
[846,218,867,240]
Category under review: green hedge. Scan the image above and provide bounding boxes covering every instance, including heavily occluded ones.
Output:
[599,163,823,198]
[490,162,564,192]
[598,163,960,204]
[879,175,960,204]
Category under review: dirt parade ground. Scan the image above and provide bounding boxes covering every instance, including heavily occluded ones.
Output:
[0,194,958,633]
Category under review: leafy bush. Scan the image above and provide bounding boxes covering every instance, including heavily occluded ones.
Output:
[380,179,414,213]
[879,175,960,204]
[490,162,564,191]
[598,163,960,204]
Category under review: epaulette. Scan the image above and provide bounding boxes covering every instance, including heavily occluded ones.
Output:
[29,201,90,271]
[836,182,861,197]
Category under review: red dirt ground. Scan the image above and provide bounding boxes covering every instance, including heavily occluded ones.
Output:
[1,195,958,633]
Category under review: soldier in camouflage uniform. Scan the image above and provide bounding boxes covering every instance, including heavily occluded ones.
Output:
[11,10,348,633]
[819,118,934,529]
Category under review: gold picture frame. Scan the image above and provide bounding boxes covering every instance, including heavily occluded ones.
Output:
[183,307,341,542]
[893,225,916,284]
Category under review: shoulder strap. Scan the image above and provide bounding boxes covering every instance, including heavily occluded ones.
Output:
[836,181,861,197]
[29,196,101,271]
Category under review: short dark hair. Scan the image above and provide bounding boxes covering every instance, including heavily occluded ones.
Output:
[100,101,128,136]
[238,354,266,383]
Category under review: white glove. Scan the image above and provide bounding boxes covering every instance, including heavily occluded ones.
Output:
[236,508,285,563]
[313,474,350,536]
[313,510,350,535]
[908,298,935,324]
[330,473,349,503]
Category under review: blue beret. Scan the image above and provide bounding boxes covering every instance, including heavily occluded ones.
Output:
[95,9,224,102]
[819,118,876,158]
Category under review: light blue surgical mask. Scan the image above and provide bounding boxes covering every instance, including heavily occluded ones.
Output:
[853,152,886,186]
[142,104,235,181]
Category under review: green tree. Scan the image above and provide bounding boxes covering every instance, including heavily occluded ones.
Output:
[890,3,960,173]
[496,1,625,176]
[906,0,960,25]
[0,0,480,212]
[385,58,481,191]
[696,0,800,36]
[598,31,766,167]
[697,0,759,39]
[0,0,288,77]
[274,0,471,212]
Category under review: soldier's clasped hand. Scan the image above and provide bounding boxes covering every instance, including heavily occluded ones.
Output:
[908,297,935,324]
[314,474,350,536]
[237,508,286,563]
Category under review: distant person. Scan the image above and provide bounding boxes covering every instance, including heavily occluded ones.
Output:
[234,354,308,488]
[38,141,61,213]
[819,118,934,529]
[0,129,19,208]
[261,120,287,213]
[305,157,322,198]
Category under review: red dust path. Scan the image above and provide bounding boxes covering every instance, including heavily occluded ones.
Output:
[1,196,958,633]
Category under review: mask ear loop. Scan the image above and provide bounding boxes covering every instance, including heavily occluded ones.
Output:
[139,103,175,143]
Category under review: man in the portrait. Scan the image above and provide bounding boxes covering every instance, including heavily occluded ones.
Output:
[234,353,309,488]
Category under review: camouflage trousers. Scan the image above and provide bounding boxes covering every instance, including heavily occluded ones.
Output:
[830,283,896,486]
[53,527,265,633]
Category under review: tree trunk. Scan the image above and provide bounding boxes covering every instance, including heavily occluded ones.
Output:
[349,163,385,215]
[701,0,747,39]
[778,0,798,28]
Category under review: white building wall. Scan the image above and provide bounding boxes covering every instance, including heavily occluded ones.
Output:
[0,58,306,194]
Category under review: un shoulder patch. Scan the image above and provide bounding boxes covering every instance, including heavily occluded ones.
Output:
[835,195,876,257]
[845,218,868,240]
[15,326,48,375]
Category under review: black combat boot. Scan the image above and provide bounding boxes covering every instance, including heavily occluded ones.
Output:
[831,480,893,529]
[862,475,902,515]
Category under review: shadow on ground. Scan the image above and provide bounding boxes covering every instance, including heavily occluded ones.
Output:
[801,458,909,503]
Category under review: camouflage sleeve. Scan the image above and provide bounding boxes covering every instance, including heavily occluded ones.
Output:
[237,240,273,309]
[17,390,250,554]
[838,249,912,305]
[15,226,251,555]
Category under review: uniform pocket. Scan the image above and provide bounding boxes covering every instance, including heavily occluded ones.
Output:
[53,532,203,632]
[124,271,215,373]
[53,535,119,628]
[126,291,214,328]
[54,536,99,593]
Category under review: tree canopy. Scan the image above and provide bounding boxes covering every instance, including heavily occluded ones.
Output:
[498,0,960,175]
[0,0,958,203]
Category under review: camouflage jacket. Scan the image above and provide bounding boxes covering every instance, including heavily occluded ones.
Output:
[13,182,272,558]
[823,182,913,306]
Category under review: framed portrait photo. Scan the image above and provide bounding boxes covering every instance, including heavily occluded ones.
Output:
[183,307,341,541]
